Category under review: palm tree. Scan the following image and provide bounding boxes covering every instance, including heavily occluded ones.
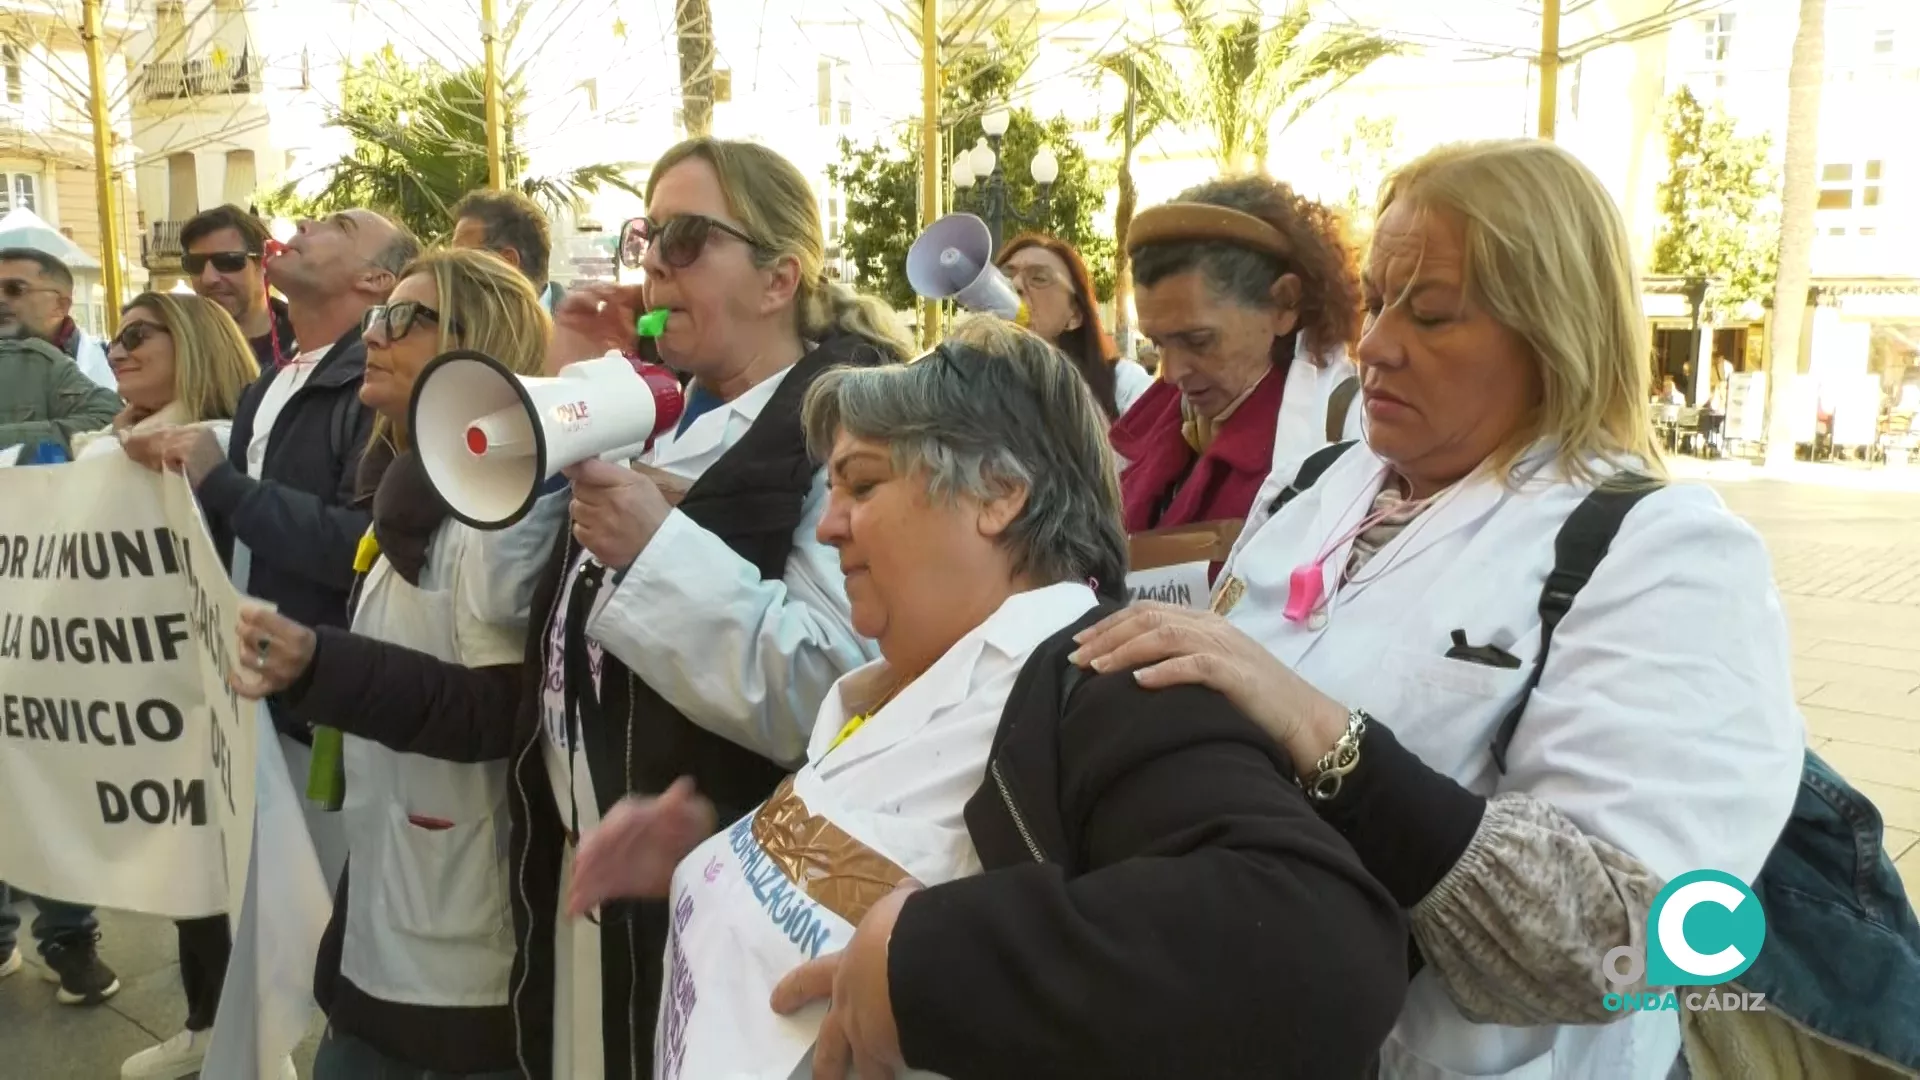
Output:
[1100,1,1393,342]
[1764,0,1825,467]
[676,0,716,138]
[1132,0,1398,175]
[264,52,639,245]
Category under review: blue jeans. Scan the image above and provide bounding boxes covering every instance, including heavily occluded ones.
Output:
[0,881,98,953]
[312,1028,520,1080]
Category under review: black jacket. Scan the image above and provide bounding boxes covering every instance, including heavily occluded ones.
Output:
[888,603,1409,1078]
[200,326,374,738]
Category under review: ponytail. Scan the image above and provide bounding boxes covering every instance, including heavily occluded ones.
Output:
[802,279,915,360]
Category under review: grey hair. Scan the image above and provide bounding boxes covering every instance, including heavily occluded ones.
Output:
[371,222,423,278]
[802,315,1128,600]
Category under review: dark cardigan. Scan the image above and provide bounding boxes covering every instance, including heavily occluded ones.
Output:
[888,603,1409,1078]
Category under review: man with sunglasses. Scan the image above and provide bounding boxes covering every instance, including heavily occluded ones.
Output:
[0,247,116,390]
[179,204,296,369]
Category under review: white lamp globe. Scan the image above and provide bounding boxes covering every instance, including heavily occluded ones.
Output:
[969,138,997,180]
[952,154,975,189]
[981,105,1011,138]
[1029,146,1059,186]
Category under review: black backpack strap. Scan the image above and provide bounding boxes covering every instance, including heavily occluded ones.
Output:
[1267,440,1356,518]
[1490,477,1661,773]
[1325,376,1360,442]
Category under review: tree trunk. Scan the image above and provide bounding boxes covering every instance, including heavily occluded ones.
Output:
[1764,0,1823,467]
[676,0,715,137]
[1112,57,1138,356]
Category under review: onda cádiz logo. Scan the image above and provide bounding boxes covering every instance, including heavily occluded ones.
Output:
[1600,869,1769,1014]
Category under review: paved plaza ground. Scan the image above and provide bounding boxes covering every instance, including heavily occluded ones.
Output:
[3,459,1919,1080]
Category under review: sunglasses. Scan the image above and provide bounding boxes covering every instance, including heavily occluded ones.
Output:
[618,214,766,270]
[182,251,257,275]
[361,301,450,344]
[110,322,171,352]
[0,278,63,300]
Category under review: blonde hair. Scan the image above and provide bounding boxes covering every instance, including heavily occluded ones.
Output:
[648,137,914,359]
[377,248,551,451]
[121,292,259,422]
[1377,140,1662,483]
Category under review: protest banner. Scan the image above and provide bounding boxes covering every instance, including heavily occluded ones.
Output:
[0,456,229,917]
[161,468,261,920]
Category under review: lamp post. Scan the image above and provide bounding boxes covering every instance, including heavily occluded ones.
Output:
[955,104,1059,253]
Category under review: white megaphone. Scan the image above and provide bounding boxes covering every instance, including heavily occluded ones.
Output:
[410,349,687,529]
[906,213,1028,325]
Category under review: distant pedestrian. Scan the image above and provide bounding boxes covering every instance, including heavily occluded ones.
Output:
[0,246,116,390]
[451,188,563,311]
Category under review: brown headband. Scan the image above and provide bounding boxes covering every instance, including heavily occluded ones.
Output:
[1126,202,1292,261]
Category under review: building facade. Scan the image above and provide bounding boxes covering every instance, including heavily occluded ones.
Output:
[0,0,143,332]
[126,0,331,288]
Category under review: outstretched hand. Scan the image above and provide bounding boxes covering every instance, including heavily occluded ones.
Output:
[566,777,717,916]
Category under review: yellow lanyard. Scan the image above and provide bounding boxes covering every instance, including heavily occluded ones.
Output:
[352,527,381,574]
[826,679,910,755]
[826,712,871,753]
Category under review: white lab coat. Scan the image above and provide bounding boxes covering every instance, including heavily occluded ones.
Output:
[583,364,877,768]
[337,520,524,1007]
[1219,443,1804,1080]
[1113,357,1154,416]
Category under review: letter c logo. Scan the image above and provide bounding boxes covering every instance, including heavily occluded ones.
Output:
[1646,870,1767,987]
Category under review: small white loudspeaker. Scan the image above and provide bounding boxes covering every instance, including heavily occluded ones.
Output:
[410,349,687,529]
[906,213,1027,323]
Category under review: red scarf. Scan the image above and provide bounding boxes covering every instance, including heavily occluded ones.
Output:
[1109,374,1287,535]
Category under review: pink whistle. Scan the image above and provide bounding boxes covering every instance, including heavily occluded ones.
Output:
[1283,563,1325,623]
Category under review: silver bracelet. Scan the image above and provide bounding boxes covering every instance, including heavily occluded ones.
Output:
[1300,709,1368,802]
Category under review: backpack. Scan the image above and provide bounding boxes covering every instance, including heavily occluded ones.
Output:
[1270,442,1920,1076]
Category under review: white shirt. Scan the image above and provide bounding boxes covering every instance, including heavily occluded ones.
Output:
[1219,443,1804,1079]
[246,346,325,480]
[656,583,1099,1078]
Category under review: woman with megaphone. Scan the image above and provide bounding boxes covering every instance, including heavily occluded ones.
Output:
[243,137,914,1080]
[226,248,548,1079]
[994,233,1152,420]
[1113,178,1365,606]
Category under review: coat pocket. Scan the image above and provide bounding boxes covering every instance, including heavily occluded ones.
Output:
[378,804,510,943]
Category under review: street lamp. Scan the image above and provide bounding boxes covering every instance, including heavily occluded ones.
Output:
[956,102,1057,252]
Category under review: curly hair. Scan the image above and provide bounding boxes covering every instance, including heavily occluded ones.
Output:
[1129,176,1363,357]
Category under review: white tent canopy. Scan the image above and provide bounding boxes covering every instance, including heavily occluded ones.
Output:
[0,207,101,270]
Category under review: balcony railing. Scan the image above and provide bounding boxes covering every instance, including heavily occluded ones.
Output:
[142,220,185,273]
[138,49,264,103]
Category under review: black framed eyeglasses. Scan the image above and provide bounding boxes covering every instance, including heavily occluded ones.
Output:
[617,214,767,270]
[110,322,171,352]
[182,251,257,275]
[361,301,450,344]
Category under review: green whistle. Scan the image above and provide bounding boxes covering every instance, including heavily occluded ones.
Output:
[635,308,670,337]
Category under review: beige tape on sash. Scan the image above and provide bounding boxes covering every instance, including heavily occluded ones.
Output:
[751,776,913,927]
